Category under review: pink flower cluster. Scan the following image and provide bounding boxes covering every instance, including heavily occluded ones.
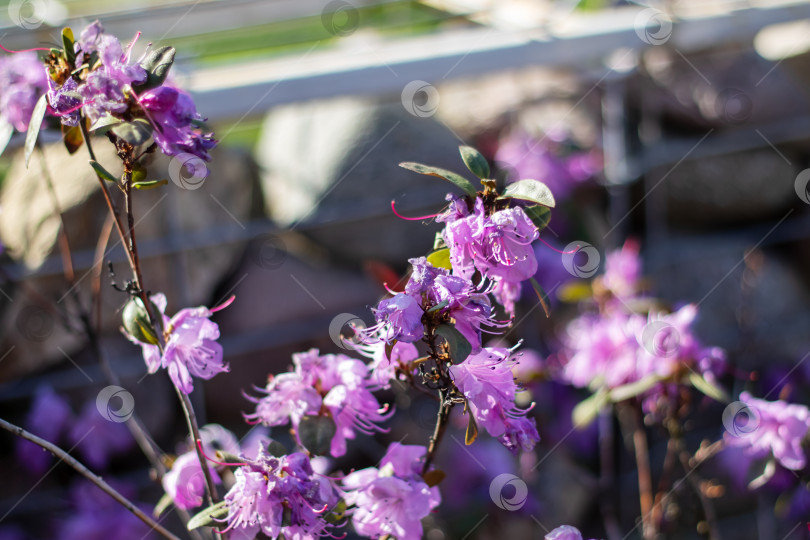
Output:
[245,348,392,457]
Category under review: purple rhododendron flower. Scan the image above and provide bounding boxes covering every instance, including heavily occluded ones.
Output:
[246,349,391,457]
[78,32,146,125]
[450,347,540,453]
[600,239,642,300]
[370,292,424,343]
[74,20,105,61]
[558,304,726,397]
[124,293,231,394]
[724,392,810,471]
[47,76,82,127]
[342,443,441,540]
[140,86,217,161]
[69,401,133,470]
[162,451,221,510]
[222,450,338,539]
[359,257,507,354]
[15,386,73,475]
[348,340,419,388]
[439,196,539,315]
[545,524,601,540]
[0,52,48,131]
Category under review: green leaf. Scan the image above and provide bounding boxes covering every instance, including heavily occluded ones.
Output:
[0,119,13,159]
[133,179,168,190]
[528,278,551,318]
[153,493,173,518]
[132,162,147,184]
[266,439,288,457]
[572,389,610,428]
[524,205,552,231]
[433,232,446,251]
[187,501,228,531]
[134,46,176,91]
[62,27,75,64]
[298,415,336,456]
[426,248,451,271]
[426,300,449,314]
[399,161,477,197]
[687,372,729,403]
[89,160,118,183]
[111,119,153,146]
[24,95,47,168]
[90,114,121,133]
[499,179,556,208]
[459,145,490,180]
[435,324,472,363]
[465,413,478,445]
[62,123,83,154]
[610,375,664,402]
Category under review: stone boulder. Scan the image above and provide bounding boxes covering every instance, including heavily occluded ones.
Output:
[256,96,467,265]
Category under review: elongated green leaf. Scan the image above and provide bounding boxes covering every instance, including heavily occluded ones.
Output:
[153,493,173,518]
[89,160,118,183]
[459,145,490,180]
[399,161,477,197]
[572,389,610,428]
[426,300,449,314]
[435,324,472,363]
[135,46,176,91]
[426,248,452,271]
[24,95,47,168]
[298,415,336,456]
[187,501,228,530]
[688,372,729,403]
[0,119,13,159]
[133,179,168,190]
[62,27,75,64]
[112,119,152,146]
[90,113,121,133]
[499,179,555,208]
[465,413,478,445]
[524,205,551,231]
[528,277,551,318]
[610,375,664,402]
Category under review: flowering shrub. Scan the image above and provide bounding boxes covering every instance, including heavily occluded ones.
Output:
[1,17,808,540]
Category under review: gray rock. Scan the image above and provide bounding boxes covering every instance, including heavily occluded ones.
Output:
[656,147,797,227]
[256,96,468,264]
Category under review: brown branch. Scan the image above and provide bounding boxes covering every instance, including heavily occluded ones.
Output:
[422,389,451,475]
[0,417,181,540]
[36,142,75,284]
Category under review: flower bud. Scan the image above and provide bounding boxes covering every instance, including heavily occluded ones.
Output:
[122,297,161,345]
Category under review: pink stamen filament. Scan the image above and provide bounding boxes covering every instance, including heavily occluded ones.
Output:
[210,295,236,313]
[48,100,91,117]
[539,237,578,254]
[0,43,51,54]
[390,200,441,221]
[196,439,248,467]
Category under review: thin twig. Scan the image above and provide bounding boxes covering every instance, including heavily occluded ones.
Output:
[678,443,722,540]
[629,405,655,540]
[177,387,219,507]
[598,410,622,540]
[422,390,451,475]
[0,417,181,540]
